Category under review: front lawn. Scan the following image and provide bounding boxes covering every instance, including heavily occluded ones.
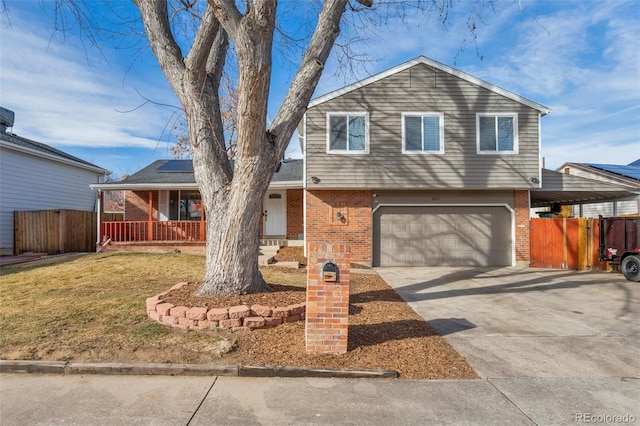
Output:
[0,252,477,379]
[0,253,236,363]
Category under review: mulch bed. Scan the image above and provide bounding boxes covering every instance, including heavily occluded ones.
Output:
[160,283,304,310]
[159,270,478,380]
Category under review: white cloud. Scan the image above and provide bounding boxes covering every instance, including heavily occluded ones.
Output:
[1,0,637,175]
[0,11,179,150]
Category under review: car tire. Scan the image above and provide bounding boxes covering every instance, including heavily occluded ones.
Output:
[621,255,640,282]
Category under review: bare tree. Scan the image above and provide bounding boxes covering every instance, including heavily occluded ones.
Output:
[36,0,502,296]
[129,0,377,296]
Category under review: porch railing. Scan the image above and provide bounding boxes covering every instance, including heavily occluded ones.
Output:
[101,221,205,243]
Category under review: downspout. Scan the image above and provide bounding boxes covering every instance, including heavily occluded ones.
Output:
[96,189,102,252]
[302,112,307,258]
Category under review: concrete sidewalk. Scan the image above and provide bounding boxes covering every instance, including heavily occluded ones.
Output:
[1,374,638,425]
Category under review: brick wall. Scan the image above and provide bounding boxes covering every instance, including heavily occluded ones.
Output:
[305,242,350,354]
[305,190,372,263]
[125,190,158,221]
[514,189,530,264]
[286,189,304,239]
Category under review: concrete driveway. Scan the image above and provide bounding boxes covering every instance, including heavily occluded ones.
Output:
[375,267,640,379]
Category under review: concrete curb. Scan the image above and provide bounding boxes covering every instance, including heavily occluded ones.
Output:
[0,360,398,379]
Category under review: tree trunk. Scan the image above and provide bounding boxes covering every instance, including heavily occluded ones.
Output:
[185,86,274,297]
[134,0,353,296]
[195,173,272,296]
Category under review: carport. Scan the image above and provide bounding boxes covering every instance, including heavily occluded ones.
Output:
[531,169,638,270]
[530,168,638,208]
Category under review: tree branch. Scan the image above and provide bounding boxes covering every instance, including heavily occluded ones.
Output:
[133,0,186,95]
[207,0,242,39]
[184,3,219,75]
[270,0,354,156]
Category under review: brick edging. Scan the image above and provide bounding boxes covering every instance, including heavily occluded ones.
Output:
[146,282,305,331]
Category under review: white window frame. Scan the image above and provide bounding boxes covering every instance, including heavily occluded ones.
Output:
[326,112,370,154]
[476,113,519,154]
[401,112,445,154]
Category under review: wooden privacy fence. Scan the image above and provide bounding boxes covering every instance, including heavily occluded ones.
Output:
[14,209,98,255]
[530,218,608,271]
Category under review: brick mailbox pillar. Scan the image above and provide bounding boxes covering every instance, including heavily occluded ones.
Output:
[305,242,350,354]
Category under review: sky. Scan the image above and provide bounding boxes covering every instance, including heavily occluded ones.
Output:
[1,0,638,178]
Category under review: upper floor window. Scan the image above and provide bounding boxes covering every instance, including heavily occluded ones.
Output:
[402,112,444,154]
[327,112,369,154]
[477,113,518,154]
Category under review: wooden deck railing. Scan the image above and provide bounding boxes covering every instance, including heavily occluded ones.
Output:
[101,221,205,243]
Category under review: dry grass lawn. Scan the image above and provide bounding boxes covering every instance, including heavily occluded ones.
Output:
[0,252,477,379]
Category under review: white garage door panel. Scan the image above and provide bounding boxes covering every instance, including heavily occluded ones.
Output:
[375,206,512,267]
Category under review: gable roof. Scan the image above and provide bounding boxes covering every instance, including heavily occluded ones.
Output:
[0,131,108,174]
[91,159,303,190]
[557,161,640,189]
[308,56,551,115]
[587,162,640,181]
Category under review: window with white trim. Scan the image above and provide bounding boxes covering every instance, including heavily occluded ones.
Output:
[402,112,444,154]
[477,113,518,153]
[327,113,369,153]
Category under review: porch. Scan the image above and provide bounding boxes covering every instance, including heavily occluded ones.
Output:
[98,218,303,254]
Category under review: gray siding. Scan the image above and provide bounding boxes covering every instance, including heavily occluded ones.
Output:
[305,63,541,189]
[0,147,103,254]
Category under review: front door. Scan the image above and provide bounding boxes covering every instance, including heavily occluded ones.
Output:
[264,190,286,236]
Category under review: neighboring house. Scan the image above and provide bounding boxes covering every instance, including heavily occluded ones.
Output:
[0,107,109,255]
[91,159,304,247]
[95,56,551,267]
[554,161,640,217]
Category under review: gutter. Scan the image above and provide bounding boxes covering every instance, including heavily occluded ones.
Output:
[91,181,304,191]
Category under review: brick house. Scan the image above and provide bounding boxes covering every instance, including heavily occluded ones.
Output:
[93,159,304,250]
[301,56,551,267]
[95,56,558,266]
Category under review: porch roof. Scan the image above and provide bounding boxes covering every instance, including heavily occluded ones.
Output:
[91,158,303,190]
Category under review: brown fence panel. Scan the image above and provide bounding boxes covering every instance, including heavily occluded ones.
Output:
[530,218,566,268]
[14,210,59,254]
[14,210,97,255]
[61,210,97,253]
[530,217,611,271]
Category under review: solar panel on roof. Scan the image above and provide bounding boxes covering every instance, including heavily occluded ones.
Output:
[156,160,194,172]
[589,163,640,181]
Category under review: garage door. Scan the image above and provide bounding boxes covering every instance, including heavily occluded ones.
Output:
[374,206,512,267]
